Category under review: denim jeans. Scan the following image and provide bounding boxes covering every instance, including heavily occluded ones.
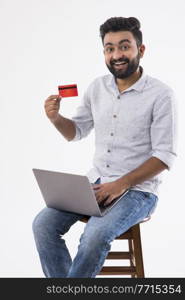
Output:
[32,181,158,278]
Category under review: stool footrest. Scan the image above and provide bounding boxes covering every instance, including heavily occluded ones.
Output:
[99,266,136,275]
[106,251,132,260]
[116,232,133,239]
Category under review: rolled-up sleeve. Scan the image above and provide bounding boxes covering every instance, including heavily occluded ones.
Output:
[151,90,178,169]
[70,88,94,142]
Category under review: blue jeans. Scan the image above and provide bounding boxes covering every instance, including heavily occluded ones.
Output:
[32,182,158,278]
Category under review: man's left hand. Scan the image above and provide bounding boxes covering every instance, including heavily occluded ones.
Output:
[93,180,129,206]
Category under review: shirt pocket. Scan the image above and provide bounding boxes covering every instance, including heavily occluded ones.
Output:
[123,115,151,141]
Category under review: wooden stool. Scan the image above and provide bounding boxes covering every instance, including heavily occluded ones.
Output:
[80,216,150,278]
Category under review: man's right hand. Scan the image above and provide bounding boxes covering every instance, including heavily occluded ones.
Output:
[44,95,62,122]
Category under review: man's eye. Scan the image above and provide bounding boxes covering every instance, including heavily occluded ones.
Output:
[105,47,114,53]
[120,45,129,51]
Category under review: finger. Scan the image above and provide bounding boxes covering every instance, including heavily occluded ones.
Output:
[45,99,60,104]
[96,191,109,204]
[47,95,61,100]
[46,102,59,110]
[56,95,62,101]
[45,96,61,104]
[95,191,103,203]
[46,108,59,114]
[45,104,60,113]
[103,195,114,206]
[93,184,102,190]
[45,107,59,115]
[45,102,59,110]
[94,189,105,197]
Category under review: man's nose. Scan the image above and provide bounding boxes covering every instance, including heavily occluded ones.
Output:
[112,48,124,60]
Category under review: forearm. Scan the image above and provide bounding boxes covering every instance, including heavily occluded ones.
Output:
[117,157,168,189]
[51,114,76,141]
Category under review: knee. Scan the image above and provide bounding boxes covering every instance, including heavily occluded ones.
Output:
[32,207,54,238]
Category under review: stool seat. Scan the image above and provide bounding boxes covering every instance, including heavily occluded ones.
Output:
[80,216,150,277]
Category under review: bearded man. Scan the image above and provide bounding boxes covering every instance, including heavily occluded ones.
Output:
[32,17,177,278]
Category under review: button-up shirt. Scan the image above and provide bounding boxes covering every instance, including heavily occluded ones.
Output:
[71,68,177,195]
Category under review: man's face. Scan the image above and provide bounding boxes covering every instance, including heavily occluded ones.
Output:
[103,31,145,79]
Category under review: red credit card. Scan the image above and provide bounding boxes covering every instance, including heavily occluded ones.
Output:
[58,84,78,97]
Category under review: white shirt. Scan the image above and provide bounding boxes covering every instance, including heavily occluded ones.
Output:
[71,68,177,195]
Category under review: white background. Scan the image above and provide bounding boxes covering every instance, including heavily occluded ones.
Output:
[0,0,185,277]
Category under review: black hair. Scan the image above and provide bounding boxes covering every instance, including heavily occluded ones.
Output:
[99,17,142,47]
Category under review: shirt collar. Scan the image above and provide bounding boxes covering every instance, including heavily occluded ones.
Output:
[108,66,147,93]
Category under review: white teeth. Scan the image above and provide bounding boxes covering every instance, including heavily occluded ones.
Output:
[114,62,126,65]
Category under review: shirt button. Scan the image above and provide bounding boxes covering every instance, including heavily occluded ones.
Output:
[117,95,120,99]
[113,114,117,118]
[107,149,111,153]
[106,164,110,168]
[110,133,114,136]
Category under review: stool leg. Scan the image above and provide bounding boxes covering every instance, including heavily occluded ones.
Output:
[128,239,136,278]
[131,224,145,278]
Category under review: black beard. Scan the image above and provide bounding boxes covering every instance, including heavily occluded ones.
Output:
[106,53,140,79]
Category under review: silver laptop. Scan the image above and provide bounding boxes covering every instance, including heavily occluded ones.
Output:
[32,168,129,217]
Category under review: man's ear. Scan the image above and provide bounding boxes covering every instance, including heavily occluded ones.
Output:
[139,44,145,58]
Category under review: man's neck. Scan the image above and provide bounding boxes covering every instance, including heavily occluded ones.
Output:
[116,67,142,92]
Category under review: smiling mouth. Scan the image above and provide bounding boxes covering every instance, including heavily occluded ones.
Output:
[114,61,127,65]
[113,61,128,69]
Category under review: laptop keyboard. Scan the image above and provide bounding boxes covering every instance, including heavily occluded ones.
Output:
[98,190,129,211]
[98,195,120,209]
